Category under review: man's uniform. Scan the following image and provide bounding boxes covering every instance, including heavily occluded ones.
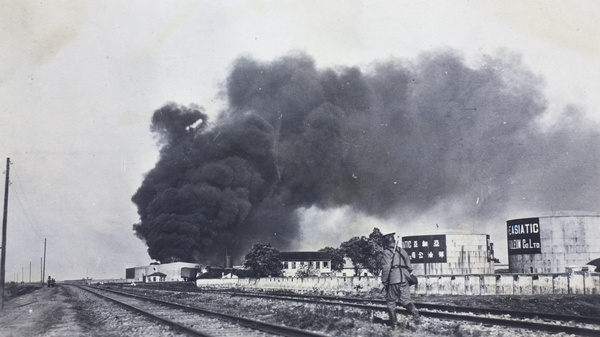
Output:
[380,233,419,325]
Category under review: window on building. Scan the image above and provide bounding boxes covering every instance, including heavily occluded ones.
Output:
[292,262,296,269]
[315,261,320,269]
[323,261,329,268]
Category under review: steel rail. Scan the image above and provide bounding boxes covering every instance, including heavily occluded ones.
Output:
[80,285,329,337]
[118,286,600,336]
[235,292,600,336]
[194,287,600,325]
[76,285,213,337]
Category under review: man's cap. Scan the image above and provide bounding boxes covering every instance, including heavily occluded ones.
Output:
[383,233,396,245]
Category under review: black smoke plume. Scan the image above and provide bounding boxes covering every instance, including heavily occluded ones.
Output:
[132,50,600,264]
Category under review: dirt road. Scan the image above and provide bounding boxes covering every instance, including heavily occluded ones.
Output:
[0,285,86,336]
[0,284,179,337]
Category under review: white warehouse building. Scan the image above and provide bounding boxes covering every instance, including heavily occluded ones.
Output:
[280,252,333,277]
[125,262,203,283]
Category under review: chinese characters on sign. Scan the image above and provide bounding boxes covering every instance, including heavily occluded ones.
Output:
[507,217,541,255]
[401,235,447,263]
[486,234,495,262]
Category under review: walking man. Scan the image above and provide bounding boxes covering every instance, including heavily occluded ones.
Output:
[381,232,419,326]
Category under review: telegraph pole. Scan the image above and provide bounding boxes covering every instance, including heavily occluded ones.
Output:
[42,239,46,287]
[1,158,11,309]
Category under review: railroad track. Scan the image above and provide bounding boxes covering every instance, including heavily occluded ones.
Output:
[103,284,600,336]
[216,289,600,323]
[74,285,328,337]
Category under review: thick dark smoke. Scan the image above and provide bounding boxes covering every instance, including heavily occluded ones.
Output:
[132,50,600,265]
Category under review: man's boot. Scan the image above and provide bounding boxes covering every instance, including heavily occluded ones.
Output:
[388,309,398,327]
[404,302,420,319]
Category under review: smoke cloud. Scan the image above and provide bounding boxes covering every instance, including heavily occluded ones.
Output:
[132,50,600,265]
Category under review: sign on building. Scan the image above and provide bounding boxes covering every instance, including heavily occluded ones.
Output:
[402,234,447,263]
[507,217,541,255]
[486,234,495,262]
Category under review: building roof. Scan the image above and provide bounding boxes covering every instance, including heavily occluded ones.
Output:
[197,267,250,279]
[147,272,167,277]
[280,251,331,261]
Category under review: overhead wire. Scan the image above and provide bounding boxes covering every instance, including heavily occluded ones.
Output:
[11,169,46,243]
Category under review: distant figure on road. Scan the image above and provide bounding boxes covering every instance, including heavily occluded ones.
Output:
[380,233,419,326]
[47,276,55,288]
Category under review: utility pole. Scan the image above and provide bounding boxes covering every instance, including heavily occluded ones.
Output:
[1,158,10,309]
[42,239,46,288]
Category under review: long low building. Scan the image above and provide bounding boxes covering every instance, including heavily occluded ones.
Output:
[280,252,374,278]
[126,262,204,282]
[280,251,332,277]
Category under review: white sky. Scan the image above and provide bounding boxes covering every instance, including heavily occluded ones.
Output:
[1,0,599,281]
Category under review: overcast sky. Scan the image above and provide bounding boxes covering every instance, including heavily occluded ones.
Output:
[1,0,599,281]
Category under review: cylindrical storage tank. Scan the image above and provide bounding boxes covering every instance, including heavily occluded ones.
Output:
[402,234,495,275]
[507,214,600,273]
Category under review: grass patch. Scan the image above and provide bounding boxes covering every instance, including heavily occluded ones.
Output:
[4,283,41,300]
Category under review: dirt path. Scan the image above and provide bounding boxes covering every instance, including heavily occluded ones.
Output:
[0,286,85,336]
[0,285,181,337]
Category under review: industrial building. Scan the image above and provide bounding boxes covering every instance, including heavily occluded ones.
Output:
[125,262,203,283]
[338,257,375,277]
[402,233,496,275]
[280,252,373,277]
[507,213,600,273]
[280,252,332,277]
[129,213,600,282]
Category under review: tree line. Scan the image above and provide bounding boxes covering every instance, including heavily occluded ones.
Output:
[243,227,387,278]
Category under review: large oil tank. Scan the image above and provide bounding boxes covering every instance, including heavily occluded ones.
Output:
[507,213,600,273]
[402,233,495,275]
